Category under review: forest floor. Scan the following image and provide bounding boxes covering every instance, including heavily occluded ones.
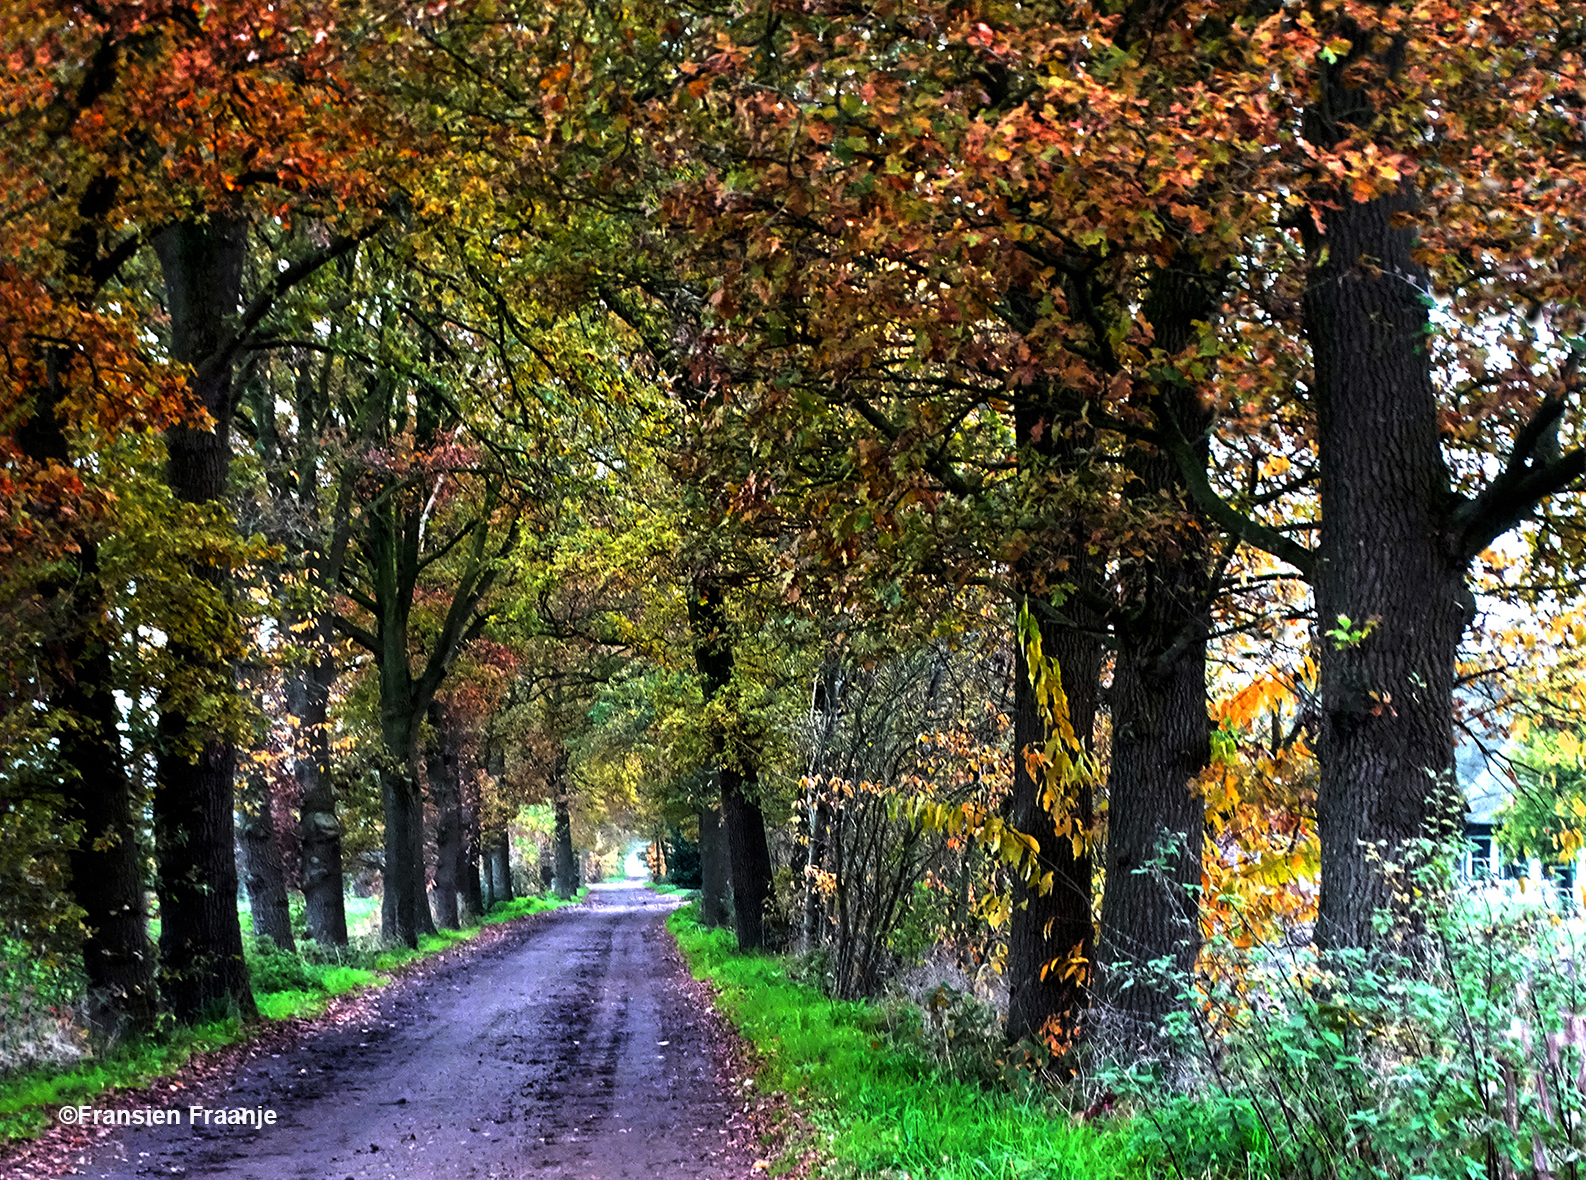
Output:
[6,882,759,1180]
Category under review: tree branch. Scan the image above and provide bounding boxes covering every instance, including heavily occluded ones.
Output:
[1453,366,1586,560]
[1158,407,1315,578]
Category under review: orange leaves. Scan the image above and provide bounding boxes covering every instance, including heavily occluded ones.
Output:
[1200,662,1319,953]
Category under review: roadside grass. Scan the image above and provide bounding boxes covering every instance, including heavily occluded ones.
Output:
[0,1017,244,1142]
[0,889,586,1142]
[668,904,1134,1180]
[646,881,699,898]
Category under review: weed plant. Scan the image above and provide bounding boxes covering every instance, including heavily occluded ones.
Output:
[0,940,88,1075]
[669,902,1127,1180]
[1102,849,1586,1180]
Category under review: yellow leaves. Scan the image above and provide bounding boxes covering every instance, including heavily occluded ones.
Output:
[980,893,1012,932]
[1038,943,1088,984]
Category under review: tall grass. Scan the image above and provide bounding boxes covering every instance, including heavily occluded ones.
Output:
[668,903,1131,1180]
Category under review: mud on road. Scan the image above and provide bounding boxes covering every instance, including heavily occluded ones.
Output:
[62,884,755,1180]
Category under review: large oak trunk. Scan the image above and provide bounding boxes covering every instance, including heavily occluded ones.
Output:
[1096,590,1209,1045]
[289,657,347,946]
[239,760,295,952]
[379,704,421,948]
[427,708,463,929]
[152,217,255,1022]
[553,757,577,900]
[688,575,774,950]
[1306,184,1465,949]
[22,364,157,1034]
[698,806,730,930]
[720,766,774,949]
[57,562,158,1036]
[1093,270,1218,1047]
[1006,611,1101,1046]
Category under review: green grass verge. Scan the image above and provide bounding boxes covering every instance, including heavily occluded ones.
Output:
[0,890,585,1142]
[646,881,699,897]
[0,1018,243,1142]
[667,904,1133,1180]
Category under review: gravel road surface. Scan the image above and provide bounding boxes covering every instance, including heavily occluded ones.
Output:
[67,883,753,1180]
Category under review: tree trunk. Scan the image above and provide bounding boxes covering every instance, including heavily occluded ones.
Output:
[461,773,485,921]
[720,767,774,950]
[1006,610,1101,1046]
[427,706,463,929]
[288,449,351,948]
[411,782,437,939]
[553,778,577,900]
[18,357,157,1033]
[688,575,774,950]
[1095,595,1209,1046]
[488,829,514,905]
[480,843,497,912]
[1306,180,1466,950]
[1093,268,1219,1048]
[290,655,347,946]
[55,551,157,1037]
[699,806,729,929]
[239,763,295,952]
[152,216,255,1023]
[380,760,419,948]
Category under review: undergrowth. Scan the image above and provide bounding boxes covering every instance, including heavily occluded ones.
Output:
[667,902,1130,1180]
[0,889,585,1142]
[1099,848,1586,1180]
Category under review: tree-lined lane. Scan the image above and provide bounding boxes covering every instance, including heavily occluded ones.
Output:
[80,885,751,1180]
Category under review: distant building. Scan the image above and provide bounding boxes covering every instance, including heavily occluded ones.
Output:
[1459,736,1579,909]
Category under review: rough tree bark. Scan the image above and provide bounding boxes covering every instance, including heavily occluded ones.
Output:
[1302,59,1472,950]
[698,806,730,930]
[377,686,423,947]
[1306,184,1467,948]
[426,703,463,929]
[688,576,773,950]
[20,340,157,1036]
[488,830,514,905]
[57,588,158,1036]
[238,759,295,951]
[290,642,347,946]
[552,753,576,900]
[1094,267,1220,1046]
[152,216,256,1022]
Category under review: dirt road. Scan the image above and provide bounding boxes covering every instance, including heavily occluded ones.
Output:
[69,883,754,1180]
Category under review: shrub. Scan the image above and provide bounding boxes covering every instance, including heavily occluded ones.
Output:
[0,940,88,1076]
[1104,848,1586,1180]
[244,937,318,994]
